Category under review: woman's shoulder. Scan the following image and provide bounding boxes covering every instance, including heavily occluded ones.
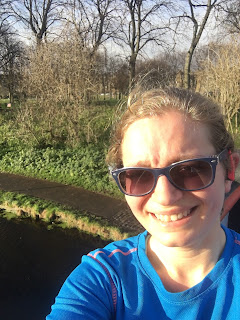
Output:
[86,230,148,264]
[223,225,240,259]
[65,231,148,288]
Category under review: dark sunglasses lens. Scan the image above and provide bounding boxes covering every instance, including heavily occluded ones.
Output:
[119,169,155,195]
[170,160,213,190]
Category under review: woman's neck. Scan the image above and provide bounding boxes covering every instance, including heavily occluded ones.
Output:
[147,228,226,292]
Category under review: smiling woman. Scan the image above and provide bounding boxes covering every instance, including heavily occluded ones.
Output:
[47,87,240,319]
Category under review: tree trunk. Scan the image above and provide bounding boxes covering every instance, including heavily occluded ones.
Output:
[184,49,193,89]
[129,55,137,91]
[183,0,216,90]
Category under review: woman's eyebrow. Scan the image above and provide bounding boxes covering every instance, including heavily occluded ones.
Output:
[124,160,152,167]
[125,154,210,168]
[172,154,210,163]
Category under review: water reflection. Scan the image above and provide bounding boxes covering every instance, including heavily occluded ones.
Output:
[0,214,110,320]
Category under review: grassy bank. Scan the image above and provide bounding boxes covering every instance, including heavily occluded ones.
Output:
[0,190,130,241]
[0,144,122,198]
[0,101,125,199]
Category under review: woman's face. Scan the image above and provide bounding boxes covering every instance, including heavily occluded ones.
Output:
[121,112,232,248]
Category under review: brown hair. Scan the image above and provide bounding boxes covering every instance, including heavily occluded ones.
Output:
[106,87,234,169]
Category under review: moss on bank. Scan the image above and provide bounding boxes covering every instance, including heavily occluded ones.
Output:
[0,190,130,241]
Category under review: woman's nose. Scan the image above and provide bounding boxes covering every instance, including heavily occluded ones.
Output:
[151,175,183,206]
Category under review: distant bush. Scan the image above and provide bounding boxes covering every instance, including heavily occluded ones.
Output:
[197,39,240,136]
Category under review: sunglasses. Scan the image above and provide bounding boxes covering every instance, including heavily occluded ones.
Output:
[111,149,228,196]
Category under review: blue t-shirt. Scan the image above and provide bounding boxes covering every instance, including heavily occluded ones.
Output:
[47,226,240,319]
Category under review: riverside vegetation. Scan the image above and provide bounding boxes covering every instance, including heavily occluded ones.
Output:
[0,99,129,240]
[0,100,121,197]
[0,191,129,241]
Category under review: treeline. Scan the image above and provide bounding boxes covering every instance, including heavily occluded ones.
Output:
[1,0,240,98]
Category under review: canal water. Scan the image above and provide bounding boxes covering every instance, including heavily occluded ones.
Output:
[0,213,110,320]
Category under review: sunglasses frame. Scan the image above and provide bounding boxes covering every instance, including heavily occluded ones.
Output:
[111,149,228,196]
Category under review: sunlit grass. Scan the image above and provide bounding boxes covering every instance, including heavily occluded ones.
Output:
[0,191,130,241]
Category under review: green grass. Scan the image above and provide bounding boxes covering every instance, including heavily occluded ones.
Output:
[90,97,121,107]
[0,101,122,198]
[0,98,10,103]
[0,190,130,241]
[0,144,122,198]
[0,99,10,108]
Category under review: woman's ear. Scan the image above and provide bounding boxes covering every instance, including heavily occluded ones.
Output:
[233,152,240,168]
[225,152,240,194]
[227,152,240,181]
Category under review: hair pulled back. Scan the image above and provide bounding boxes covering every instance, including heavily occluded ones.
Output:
[107,87,234,169]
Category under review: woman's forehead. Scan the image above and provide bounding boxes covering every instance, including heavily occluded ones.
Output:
[123,113,204,141]
[121,114,213,166]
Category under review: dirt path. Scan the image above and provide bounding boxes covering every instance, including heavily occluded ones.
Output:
[0,172,144,234]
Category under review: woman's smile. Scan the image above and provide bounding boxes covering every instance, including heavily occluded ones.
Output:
[150,208,192,222]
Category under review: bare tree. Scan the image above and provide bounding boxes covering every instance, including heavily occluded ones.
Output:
[176,0,219,89]
[0,23,24,102]
[0,24,11,69]
[0,0,7,21]
[218,0,240,35]
[0,0,12,34]
[64,0,116,56]
[17,39,108,146]
[7,0,63,45]
[115,0,173,90]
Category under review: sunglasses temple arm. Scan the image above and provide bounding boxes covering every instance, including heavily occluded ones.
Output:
[218,149,228,163]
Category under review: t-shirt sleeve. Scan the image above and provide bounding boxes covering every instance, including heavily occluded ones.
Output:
[46,254,116,320]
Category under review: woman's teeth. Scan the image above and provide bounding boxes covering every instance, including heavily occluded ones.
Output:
[153,210,191,222]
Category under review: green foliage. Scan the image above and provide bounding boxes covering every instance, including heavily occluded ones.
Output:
[0,98,124,198]
[76,105,116,145]
[0,99,10,108]
[90,97,120,107]
[0,144,121,197]
[7,101,117,149]
[0,111,22,159]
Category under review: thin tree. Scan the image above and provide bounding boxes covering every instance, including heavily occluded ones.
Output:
[115,0,173,90]
[64,0,116,56]
[0,24,24,102]
[218,0,240,35]
[8,0,63,45]
[176,0,218,89]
